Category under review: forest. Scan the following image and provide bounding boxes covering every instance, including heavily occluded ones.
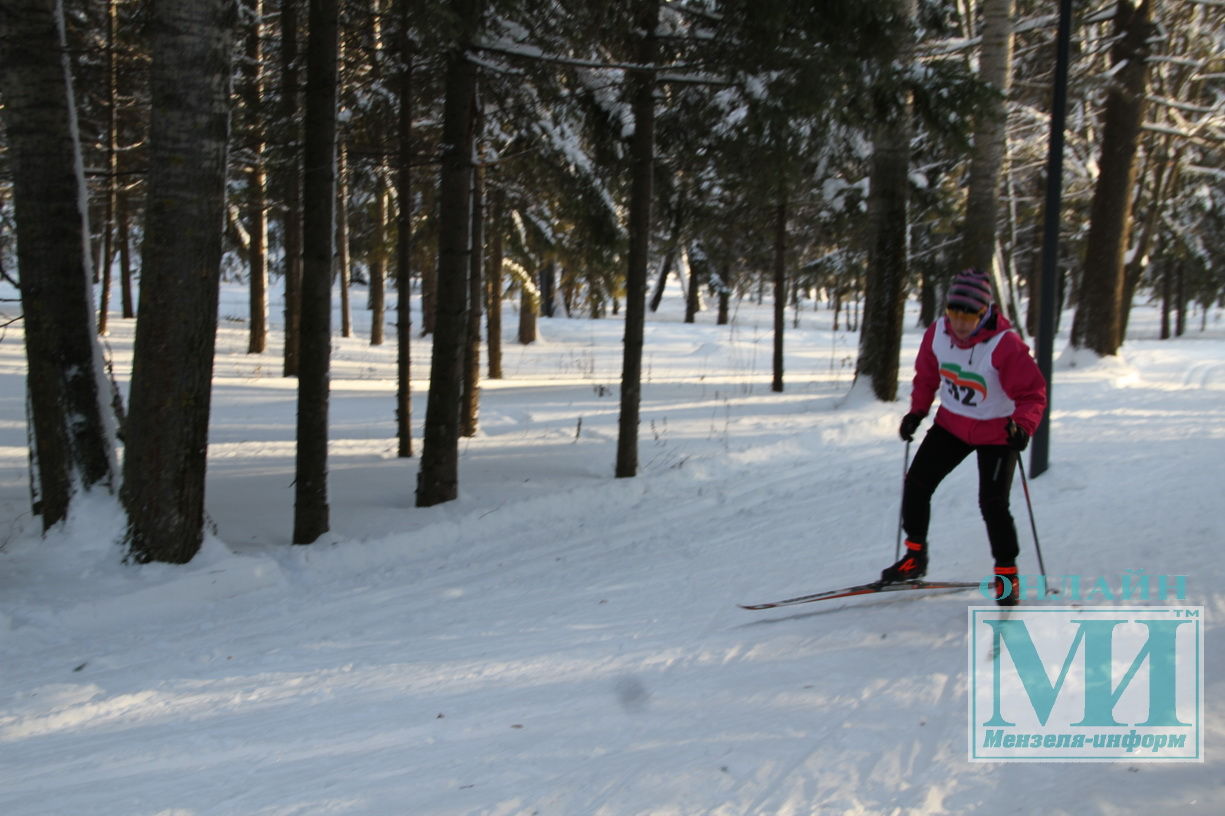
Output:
[1,0,1222,564]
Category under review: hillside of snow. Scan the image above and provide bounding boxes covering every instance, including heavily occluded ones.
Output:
[1,285,1222,815]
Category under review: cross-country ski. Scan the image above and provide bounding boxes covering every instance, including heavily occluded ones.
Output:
[739,579,982,610]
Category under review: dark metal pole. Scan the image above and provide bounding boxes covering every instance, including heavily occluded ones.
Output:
[1030,0,1074,478]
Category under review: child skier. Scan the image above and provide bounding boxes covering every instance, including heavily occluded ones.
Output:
[882,268,1047,605]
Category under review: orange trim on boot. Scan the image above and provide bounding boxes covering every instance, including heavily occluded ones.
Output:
[993,566,1021,605]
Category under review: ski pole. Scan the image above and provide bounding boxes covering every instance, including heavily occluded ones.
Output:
[895,440,911,562]
[1016,455,1048,582]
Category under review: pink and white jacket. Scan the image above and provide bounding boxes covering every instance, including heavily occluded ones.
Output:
[909,309,1047,447]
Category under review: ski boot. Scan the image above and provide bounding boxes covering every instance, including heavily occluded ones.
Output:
[880,540,927,584]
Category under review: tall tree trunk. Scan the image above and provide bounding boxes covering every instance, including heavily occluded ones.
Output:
[1,0,120,531]
[588,272,604,318]
[1160,258,1171,339]
[337,139,352,338]
[717,262,730,325]
[247,174,269,352]
[565,274,580,316]
[685,242,703,324]
[649,249,676,314]
[280,0,304,377]
[246,185,270,351]
[1023,175,1045,336]
[365,0,384,345]
[98,0,120,336]
[394,2,413,458]
[1121,141,1180,339]
[419,257,436,335]
[960,0,1014,275]
[649,196,684,313]
[292,0,338,544]
[857,0,915,402]
[999,157,1027,336]
[858,116,913,399]
[370,172,387,346]
[118,188,134,318]
[244,0,269,354]
[97,227,114,336]
[1174,262,1185,337]
[122,0,235,562]
[918,264,938,327]
[857,128,911,400]
[614,0,659,480]
[539,261,556,317]
[417,0,482,506]
[771,193,787,392]
[367,0,386,347]
[486,182,504,378]
[1071,0,1154,355]
[461,160,484,438]
[518,266,538,344]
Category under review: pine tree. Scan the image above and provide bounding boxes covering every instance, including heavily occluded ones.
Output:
[292,0,339,545]
[277,0,305,378]
[0,0,120,531]
[486,181,505,378]
[960,0,1014,276]
[417,0,483,506]
[614,0,660,479]
[122,0,235,563]
[240,0,270,354]
[461,160,484,438]
[857,0,917,403]
[393,0,414,459]
[1072,0,1155,355]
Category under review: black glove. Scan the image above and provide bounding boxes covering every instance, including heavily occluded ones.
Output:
[1006,420,1029,451]
[899,413,924,442]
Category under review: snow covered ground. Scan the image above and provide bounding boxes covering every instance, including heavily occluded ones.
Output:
[1,282,1222,815]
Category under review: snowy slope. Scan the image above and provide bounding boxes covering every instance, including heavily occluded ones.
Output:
[1,285,1222,815]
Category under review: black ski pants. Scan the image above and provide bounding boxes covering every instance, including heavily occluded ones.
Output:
[901,423,1020,568]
